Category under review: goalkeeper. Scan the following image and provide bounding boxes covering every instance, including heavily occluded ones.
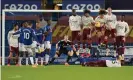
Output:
[50,35,78,66]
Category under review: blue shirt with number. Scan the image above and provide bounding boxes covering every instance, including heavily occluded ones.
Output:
[35,28,44,44]
[43,25,52,41]
[14,27,37,45]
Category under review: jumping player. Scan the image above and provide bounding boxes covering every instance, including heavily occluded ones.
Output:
[115,15,129,64]
[104,7,117,55]
[95,9,107,47]
[43,20,52,66]
[69,9,81,52]
[50,35,76,66]
[81,9,95,50]
[7,24,19,66]
[13,21,38,67]
[35,21,45,66]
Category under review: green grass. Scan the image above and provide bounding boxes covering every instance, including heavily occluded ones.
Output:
[1,65,133,80]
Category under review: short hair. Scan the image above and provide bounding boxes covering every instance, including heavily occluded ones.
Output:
[99,9,106,15]
[27,21,32,26]
[84,9,91,14]
[13,24,18,27]
[72,9,76,13]
[122,15,125,17]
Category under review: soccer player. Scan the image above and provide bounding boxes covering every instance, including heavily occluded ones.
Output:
[69,9,81,52]
[18,22,29,66]
[7,24,19,66]
[82,56,121,67]
[81,9,95,50]
[14,21,38,67]
[35,21,45,66]
[104,7,117,55]
[115,15,129,64]
[43,20,52,66]
[95,9,107,47]
[50,35,75,66]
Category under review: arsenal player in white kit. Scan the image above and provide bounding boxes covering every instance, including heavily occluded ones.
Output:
[7,24,19,66]
[115,15,129,63]
[95,9,107,47]
[81,10,95,49]
[104,7,117,48]
[69,9,81,50]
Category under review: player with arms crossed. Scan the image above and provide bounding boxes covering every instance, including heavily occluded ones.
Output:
[115,15,129,64]
[14,21,38,67]
[35,21,45,66]
[81,9,95,50]
[69,9,81,53]
[43,20,52,66]
[50,35,76,66]
[95,9,107,47]
[7,24,19,66]
[103,7,117,55]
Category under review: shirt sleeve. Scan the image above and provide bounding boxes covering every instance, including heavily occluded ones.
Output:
[125,23,130,35]
[7,31,11,45]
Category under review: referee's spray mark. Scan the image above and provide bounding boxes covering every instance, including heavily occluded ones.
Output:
[8,75,22,79]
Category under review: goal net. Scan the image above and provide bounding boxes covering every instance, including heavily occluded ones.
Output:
[1,10,133,65]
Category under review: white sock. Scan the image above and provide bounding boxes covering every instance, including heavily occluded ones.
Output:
[29,57,34,65]
[35,58,38,64]
[19,57,22,65]
[45,54,49,64]
[26,58,29,65]
[41,57,44,65]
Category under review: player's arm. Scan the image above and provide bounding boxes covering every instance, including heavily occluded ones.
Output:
[7,31,11,45]
[13,29,21,35]
[69,16,73,28]
[125,23,130,36]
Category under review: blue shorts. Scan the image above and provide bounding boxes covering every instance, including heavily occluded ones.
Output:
[36,52,45,58]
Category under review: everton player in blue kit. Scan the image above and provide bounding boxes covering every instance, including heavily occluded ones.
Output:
[14,21,38,67]
[18,22,29,66]
[43,20,52,65]
[35,21,45,66]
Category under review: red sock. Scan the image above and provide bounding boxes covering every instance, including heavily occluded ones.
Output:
[98,38,101,45]
[16,58,18,64]
[88,38,92,49]
[103,38,108,48]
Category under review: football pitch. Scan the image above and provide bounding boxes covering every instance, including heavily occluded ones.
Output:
[1,65,133,80]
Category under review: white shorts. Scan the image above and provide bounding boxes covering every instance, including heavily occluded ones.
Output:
[44,41,51,49]
[24,45,33,54]
[19,43,26,52]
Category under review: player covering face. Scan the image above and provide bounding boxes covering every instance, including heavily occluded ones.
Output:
[95,9,107,47]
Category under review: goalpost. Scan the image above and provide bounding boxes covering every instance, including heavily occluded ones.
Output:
[2,9,133,66]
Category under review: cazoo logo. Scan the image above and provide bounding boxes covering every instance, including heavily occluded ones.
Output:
[66,4,101,10]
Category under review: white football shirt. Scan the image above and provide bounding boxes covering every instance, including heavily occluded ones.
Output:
[106,60,121,67]
[69,15,81,31]
[105,13,117,29]
[116,21,129,36]
[82,16,94,29]
[8,30,19,47]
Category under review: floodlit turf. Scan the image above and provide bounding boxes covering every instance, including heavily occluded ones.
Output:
[1,65,133,80]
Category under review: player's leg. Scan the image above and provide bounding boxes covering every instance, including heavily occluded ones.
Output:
[50,50,61,64]
[14,47,19,66]
[35,53,39,65]
[40,44,45,66]
[120,36,125,65]
[7,46,13,66]
[111,29,117,57]
[26,46,36,67]
[44,41,51,65]
[65,49,74,66]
